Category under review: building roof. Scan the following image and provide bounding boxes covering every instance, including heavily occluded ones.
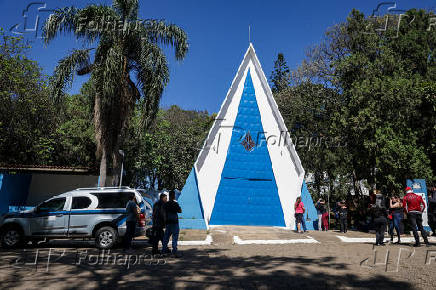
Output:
[0,164,96,174]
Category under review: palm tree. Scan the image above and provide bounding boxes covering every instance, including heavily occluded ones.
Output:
[43,0,188,186]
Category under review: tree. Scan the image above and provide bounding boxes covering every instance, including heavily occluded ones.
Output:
[275,83,351,200]
[270,53,291,93]
[55,81,96,167]
[123,105,214,189]
[0,28,59,165]
[291,8,435,194]
[43,0,188,186]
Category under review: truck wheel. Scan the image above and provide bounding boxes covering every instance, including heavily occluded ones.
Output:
[95,227,118,249]
[1,226,24,249]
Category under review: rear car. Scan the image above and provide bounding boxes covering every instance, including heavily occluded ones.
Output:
[0,187,149,249]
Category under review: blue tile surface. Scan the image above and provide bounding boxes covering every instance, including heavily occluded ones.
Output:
[178,168,207,229]
[209,70,285,226]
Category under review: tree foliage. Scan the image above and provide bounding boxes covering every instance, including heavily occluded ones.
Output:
[270,53,291,93]
[123,105,214,189]
[274,8,435,198]
[0,29,96,167]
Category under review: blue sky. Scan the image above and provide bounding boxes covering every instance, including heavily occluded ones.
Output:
[0,0,434,113]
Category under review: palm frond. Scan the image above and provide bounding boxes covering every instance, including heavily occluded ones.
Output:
[43,5,119,45]
[134,40,169,129]
[51,49,92,101]
[140,20,189,60]
[112,0,139,21]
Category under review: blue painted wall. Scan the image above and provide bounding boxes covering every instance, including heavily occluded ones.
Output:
[178,168,207,229]
[209,70,285,226]
[0,173,32,214]
[300,180,318,230]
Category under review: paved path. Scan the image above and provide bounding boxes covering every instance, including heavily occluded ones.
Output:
[0,227,435,289]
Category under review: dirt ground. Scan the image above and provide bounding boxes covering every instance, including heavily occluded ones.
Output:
[1,227,435,289]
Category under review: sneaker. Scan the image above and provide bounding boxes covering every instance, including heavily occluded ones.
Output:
[413,243,421,247]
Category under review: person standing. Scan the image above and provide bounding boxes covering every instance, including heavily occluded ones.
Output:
[315,199,326,231]
[371,190,388,246]
[338,200,348,233]
[162,190,182,256]
[403,187,430,247]
[389,196,403,243]
[124,193,139,251]
[294,197,305,233]
[151,193,168,255]
[322,204,329,231]
[372,196,388,246]
[428,186,436,236]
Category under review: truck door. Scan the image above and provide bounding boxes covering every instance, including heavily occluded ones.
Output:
[30,197,68,236]
[68,195,95,236]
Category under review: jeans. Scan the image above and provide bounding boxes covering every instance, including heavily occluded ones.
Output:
[162,223,180,254]
[318,214,323,231]
[374,217,387,245]
[124,221,136,249]
[340,217,347,233]
[407,212,428,244]
[389,212,402,240]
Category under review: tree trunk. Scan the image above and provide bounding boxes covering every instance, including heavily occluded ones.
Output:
[99,147,107,187]
[111,148,122,187]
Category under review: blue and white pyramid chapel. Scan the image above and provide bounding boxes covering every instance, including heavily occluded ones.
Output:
[178,44,317,230]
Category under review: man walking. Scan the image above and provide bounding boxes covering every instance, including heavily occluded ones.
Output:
[162,190,182,257]
[315,199,326,231]
[403,186,430,247]
[151,193,167,255]
[124,193,138,251]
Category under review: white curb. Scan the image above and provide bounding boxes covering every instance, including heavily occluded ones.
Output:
[177,234,213,246]
[233,235,319,245]
[336,235,436,243]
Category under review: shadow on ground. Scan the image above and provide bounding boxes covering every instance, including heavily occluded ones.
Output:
[0,245,413,289]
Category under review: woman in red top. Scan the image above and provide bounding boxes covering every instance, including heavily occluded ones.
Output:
[295,197,305,233]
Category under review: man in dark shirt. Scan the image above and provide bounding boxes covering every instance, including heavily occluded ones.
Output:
[372,192,387,246]
[428,187,436,236]
[338,200,348,233]
[151,193,167,255]
[162,190,182,256]
[124,193,138,251]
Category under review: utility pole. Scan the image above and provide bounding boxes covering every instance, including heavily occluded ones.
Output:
[119,150,125,188]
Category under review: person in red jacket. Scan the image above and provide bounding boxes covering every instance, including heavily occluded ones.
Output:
[403,187,429,247]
